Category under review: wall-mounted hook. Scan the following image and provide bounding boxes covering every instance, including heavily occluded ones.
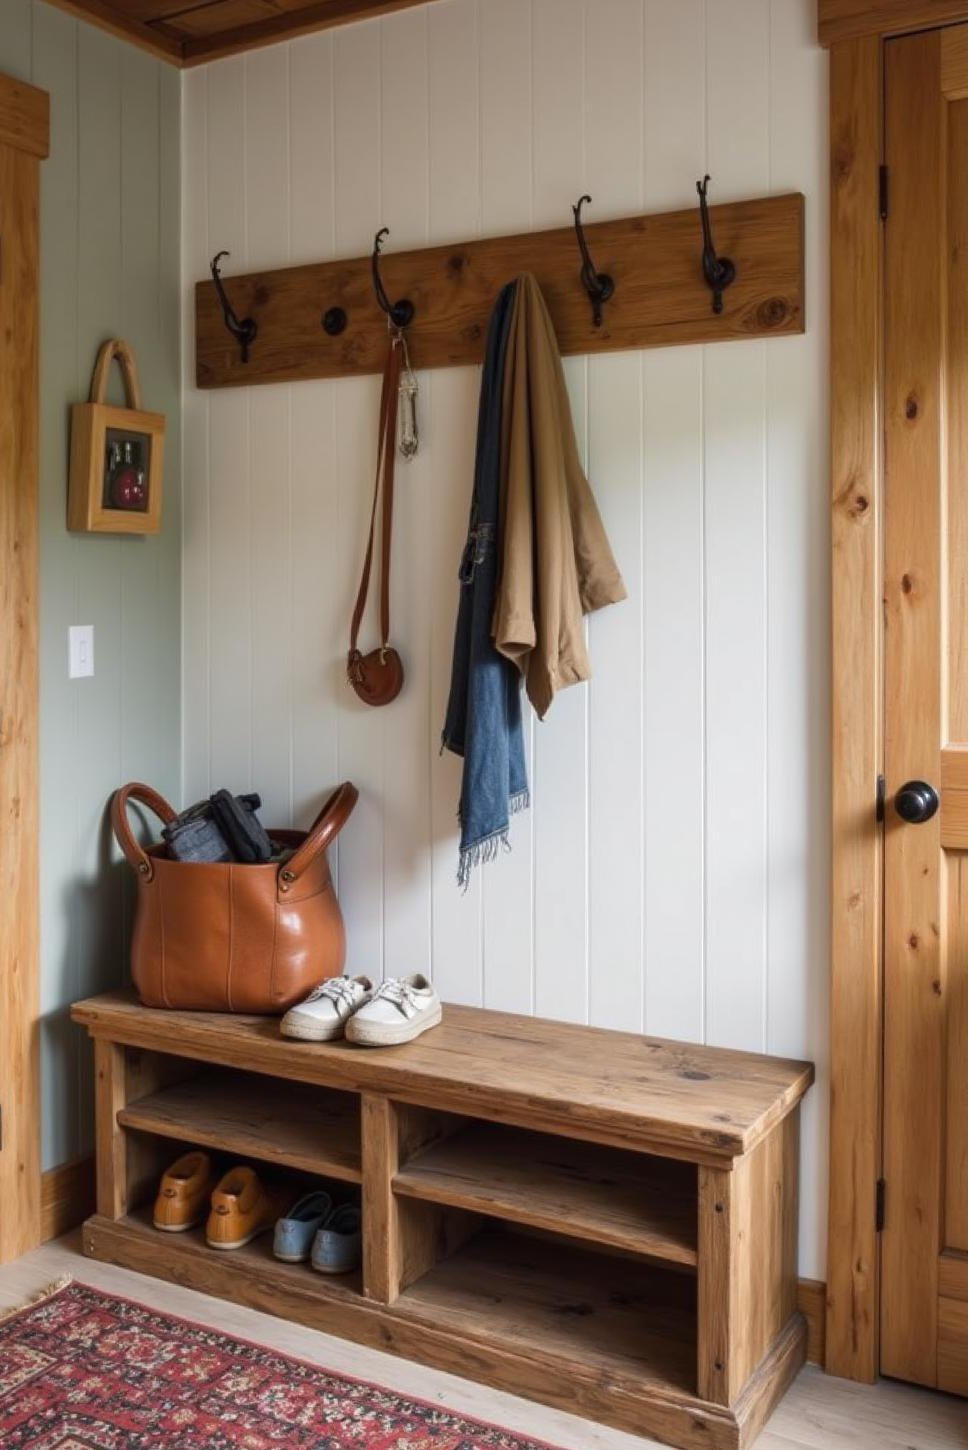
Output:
[210,251,258,363]
[371,228,415,330]
[696,176,736,315]
[572,195,615,329]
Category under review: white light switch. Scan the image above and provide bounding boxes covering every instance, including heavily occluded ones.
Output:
[69,624,94,679]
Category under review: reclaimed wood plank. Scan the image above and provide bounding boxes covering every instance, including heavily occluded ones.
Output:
[394,1122,697,1267]
[119,1069,362,1183]
[72,991,814,1163]
[194,194,805,390]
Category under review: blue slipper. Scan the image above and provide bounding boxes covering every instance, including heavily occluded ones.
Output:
[273,1190,333,1263]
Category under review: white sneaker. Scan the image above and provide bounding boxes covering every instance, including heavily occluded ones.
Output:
[344,974,441,1047]
[280,976,374,1041]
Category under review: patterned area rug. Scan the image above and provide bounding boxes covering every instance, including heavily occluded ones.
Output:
[0,1279,564,1449]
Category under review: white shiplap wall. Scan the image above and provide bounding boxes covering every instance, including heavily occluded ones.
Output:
[181,0,829,1275]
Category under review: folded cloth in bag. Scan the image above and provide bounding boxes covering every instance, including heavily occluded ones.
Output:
[112,781,358,1013]
[162,791,274,864]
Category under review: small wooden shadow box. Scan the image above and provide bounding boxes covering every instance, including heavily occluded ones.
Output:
[69,339,165,535]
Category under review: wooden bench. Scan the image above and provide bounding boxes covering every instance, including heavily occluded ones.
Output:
[72,990,814,1450]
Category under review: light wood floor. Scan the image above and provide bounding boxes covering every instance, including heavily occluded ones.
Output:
[0,1233,965,1449]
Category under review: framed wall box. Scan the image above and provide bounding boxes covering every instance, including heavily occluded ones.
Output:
[68,340,165,535]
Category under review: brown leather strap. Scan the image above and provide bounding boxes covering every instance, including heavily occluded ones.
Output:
[280,782,359,888]
[349,338,403,662]
[111,782,178,881]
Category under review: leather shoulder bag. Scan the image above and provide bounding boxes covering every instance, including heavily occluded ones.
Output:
[347,335,405,705]
[111,781,358,1013]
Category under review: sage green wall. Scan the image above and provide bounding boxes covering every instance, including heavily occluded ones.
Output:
[0,3,181,1169]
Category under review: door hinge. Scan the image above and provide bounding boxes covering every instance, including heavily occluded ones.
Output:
[876,774,886,822]
[876,1177,886,1232]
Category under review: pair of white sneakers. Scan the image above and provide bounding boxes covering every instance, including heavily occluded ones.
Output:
[280,973,441,1047]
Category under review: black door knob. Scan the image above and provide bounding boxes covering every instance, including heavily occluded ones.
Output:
[894,780,940,824]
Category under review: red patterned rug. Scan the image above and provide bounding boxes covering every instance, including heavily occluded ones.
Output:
[0,1279,565,1449]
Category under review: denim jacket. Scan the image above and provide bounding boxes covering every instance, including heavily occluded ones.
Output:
[441,281,528,888]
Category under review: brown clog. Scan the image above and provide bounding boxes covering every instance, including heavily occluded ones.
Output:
[205,1166,287,1251]
[153,1150,216,1233]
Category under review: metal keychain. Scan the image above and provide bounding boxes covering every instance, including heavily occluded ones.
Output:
[392,326,419,460]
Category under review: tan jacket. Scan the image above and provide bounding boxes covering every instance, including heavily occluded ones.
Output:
[492,273,627,719]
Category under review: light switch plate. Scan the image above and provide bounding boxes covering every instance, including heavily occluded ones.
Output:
[69,624,94,679]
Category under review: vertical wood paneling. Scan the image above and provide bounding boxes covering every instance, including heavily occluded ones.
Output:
[182,0,828,1275]
[245,45,292,821]
[181,65,211,804]
[289,32,334,265]
[766,0,829,1277]
[643,0,705,211]
[289,31,337,832]
[641,3,707,1042]
[380,9,432,981]
[0,0,33,79]
[206,59,250,792]
[584,0,644,1031]
[331,20,384,977]
[643,348,706,1041]
[587,355,644,1030]
[11,2,181,1170]
[531,0,582,230]
[427,0,479,240]
[426,0,484,1002]
[74,25,127,1155]
[702,0,771,1052]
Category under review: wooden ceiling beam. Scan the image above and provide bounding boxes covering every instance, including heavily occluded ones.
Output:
[42,0,185,64]
[819,0,968,46]
[39,0,452,66]
[178,0,442,65]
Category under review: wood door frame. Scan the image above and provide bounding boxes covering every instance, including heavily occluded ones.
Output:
[0,69,48,1265]
[824,1,968,1383]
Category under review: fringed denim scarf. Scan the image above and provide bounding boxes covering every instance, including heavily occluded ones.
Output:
[441,280,528,889]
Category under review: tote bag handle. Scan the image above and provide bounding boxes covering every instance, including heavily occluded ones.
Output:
[111,782,178,882]
[280,782,358,889]
[90,339,143,410]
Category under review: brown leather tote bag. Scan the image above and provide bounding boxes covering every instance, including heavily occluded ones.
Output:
[111,781,358,1013]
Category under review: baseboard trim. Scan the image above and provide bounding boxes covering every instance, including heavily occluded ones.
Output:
[40,1150,828,1371]
[798,1278,826,1368]
[41,1155,95,1243]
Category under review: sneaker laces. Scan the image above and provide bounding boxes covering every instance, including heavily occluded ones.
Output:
[372,978,420,1018]
[304,978,360,1008]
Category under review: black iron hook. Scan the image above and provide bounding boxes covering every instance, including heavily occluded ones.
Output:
[210,251,258,363]
[371,228,415,330]
[572,195,615,328]
[696,176,736,315]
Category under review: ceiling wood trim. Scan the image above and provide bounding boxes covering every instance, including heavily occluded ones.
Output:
[40,0,449,67]
[819,0,968,46]
[180,0,442,65]
[42,0,185,63]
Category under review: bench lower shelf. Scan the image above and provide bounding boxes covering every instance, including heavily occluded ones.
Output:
[82,1209,805,1450]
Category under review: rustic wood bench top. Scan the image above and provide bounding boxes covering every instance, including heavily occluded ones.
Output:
[72,990,813,1163]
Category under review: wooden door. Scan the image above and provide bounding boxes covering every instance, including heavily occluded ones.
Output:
[882,24,968,1392]
[0,72,47,1263]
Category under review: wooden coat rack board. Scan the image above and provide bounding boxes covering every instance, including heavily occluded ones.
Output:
[195,191,804,389]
